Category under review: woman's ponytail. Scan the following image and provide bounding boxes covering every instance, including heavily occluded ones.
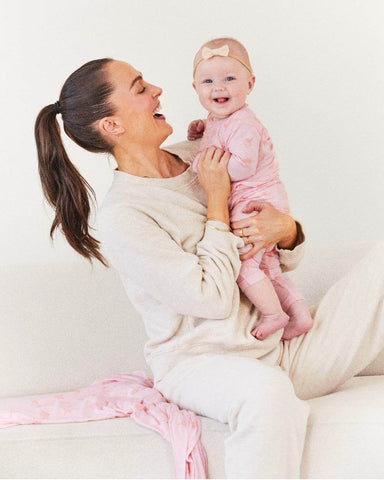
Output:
[35,104,107,266]
[34,58,115,266]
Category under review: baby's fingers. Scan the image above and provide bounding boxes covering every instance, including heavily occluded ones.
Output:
[239,242,264,260]
[196,120,205,132]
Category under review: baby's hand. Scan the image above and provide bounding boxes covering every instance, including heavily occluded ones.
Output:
[187,119,205,141]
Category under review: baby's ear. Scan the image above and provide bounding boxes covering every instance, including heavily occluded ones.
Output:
[192,81,197,91]
[248,75,256,93]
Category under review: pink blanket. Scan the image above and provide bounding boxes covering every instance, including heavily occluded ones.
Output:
[0,371,207,479]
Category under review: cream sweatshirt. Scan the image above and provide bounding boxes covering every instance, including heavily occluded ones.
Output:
[97,141,305,381]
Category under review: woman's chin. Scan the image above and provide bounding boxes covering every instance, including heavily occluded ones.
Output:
[157,128,173,147]
[162,121,173,138]
[152,115,173,143]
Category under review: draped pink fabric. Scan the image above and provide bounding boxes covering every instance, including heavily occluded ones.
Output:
[0,371,207,479]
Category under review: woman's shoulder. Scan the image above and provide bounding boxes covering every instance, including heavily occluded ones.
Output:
[97,172,145,224]
[97,188,158,249]
[162,139,201,165]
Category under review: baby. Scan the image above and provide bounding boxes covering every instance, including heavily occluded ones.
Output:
[189,37,313,340]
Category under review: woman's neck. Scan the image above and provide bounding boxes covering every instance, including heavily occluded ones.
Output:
[114,144,187,178]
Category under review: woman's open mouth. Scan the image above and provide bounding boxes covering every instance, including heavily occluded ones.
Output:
[153,103,166,120]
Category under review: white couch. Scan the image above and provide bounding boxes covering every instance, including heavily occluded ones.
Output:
[1,242,384,479]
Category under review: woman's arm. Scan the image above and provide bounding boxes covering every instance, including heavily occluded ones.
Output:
[99,147,242,320]
[195,146,231,226]
[167,141,305,272]
[100,211,242,319]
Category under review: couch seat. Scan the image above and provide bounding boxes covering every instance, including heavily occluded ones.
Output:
[1,375,384,478]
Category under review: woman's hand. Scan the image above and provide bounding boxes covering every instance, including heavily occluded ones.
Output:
[196,146,231,226]
[231,201,298,260]
[188,119,205,141]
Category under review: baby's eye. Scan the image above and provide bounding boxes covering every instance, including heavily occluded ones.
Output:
[203,79,213,84]
[226,76,235,81]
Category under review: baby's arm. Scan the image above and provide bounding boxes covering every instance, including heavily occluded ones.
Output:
[187,119,206,141]
[226,122,261,181]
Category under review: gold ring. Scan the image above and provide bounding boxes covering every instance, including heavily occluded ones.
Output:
[239,228,244,237]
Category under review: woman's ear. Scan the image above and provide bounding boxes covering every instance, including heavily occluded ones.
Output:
[98,117,125,137]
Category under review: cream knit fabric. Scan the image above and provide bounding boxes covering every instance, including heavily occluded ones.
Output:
[97,141,305,381]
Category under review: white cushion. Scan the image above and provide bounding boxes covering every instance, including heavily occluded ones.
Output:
[0,263,148,397]
[302,376,384,478]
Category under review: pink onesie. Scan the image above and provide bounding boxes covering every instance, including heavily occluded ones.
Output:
[193,105,304,308]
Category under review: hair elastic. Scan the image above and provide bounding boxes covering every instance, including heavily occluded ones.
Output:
[54,101,61,115]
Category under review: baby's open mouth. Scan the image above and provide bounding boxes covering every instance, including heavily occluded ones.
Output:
[213,97,230,103]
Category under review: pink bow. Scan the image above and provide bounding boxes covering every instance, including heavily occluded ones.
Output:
[201,45,229,60]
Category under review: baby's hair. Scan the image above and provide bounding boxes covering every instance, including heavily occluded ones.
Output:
[193,37,252,75]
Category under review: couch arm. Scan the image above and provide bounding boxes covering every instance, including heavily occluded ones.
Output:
[287,241,377,308]
[288,241,384,376]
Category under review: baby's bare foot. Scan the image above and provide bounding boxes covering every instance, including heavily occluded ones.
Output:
[252,312,289,340]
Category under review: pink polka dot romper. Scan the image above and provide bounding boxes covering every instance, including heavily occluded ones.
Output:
[193,105,294,291]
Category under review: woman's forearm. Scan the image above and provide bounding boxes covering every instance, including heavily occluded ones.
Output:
[206,193,230,227]
[196,147,231,226]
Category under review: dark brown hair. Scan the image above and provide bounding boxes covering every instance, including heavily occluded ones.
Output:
[35,58,116,266]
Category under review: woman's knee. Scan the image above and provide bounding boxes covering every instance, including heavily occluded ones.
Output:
[230,365,308,427]
[157,355,309,428]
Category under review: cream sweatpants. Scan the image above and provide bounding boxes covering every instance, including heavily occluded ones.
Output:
[155,243,384,478]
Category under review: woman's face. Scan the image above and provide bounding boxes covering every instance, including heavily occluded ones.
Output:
[105,60,173,147]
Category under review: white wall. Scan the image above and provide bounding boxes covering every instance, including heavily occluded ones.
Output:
[1,0,383,266]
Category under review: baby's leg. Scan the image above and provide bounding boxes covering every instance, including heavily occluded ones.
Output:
[238,255,289,340]
[244,278,289,340]
[273,276,313,340]
[261,250,313,340]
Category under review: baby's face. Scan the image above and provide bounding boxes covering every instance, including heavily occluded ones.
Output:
[193,56,255,120]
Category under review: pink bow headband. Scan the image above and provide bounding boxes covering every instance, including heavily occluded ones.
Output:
[193,44,253,77]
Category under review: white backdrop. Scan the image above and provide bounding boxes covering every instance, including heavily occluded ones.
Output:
[0,0,383,266]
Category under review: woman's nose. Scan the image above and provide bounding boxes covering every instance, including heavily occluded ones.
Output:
[150,84,162,97]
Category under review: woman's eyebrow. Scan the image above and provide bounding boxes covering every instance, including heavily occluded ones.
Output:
[130,74,143,89]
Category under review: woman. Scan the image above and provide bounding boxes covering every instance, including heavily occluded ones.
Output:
[35,58,384,478]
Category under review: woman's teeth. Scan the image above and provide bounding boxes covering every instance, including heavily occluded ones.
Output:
[153,104,165,120]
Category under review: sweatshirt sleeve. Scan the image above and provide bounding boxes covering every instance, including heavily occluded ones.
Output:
[99,208,243,320]
[277,222,306,272]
